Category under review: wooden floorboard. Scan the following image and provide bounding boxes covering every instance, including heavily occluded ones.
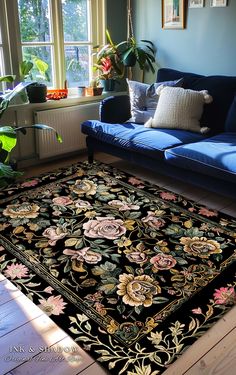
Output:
[185,325,236,375]
[0,153,236,374]
[0,278,22,306]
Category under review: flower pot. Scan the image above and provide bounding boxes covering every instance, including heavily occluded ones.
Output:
[123,51,137,67]
[100,79,115,92]
[27,83,47,103]
[85,87,103,96]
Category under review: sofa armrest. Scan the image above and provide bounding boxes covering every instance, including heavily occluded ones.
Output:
[99,95,131,123]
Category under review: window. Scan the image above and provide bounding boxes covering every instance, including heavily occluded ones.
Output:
[0,26,4,78]
[0,0,11,90]
[0,0,105,89]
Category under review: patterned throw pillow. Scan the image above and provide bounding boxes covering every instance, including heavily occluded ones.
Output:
[144,86,213,134]
[126,78,183,124]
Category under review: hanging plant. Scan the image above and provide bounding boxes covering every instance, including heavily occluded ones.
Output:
[121,37,155,73]
[120,0,156,73]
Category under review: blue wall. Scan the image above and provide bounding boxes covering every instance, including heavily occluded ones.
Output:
[133,0,236,80]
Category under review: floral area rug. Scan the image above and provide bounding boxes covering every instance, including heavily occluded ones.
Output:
[0,161,236,374]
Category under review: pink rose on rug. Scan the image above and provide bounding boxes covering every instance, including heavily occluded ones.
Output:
[4,263,29,279]
[38,295,67,316]
[75,200,92,209]
[126,252,147,264]
[108,199,140,211]
[63,247,102,264]
[198,207,218,217]
[52,196,73,206]
[21,179,38,187]
[150,254,177,270]
[43,226,68,246]
[83,217,126,239]
[213,287,236,305]
[128,177,144,186]
[160,191,177,201]
[142,211,165,228]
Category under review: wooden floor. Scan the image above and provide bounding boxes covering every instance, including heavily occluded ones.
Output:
[1,152,236,375]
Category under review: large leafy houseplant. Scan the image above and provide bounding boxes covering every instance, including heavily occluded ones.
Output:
[121,37,155,73]
[0,79,62,187]
[93,30,125,83]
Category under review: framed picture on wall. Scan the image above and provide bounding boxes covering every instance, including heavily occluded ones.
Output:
[162,0,185,29]
[210,0,227,6]
[189,0,204,8]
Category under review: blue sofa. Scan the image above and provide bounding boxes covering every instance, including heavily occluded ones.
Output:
[81,68,236,198]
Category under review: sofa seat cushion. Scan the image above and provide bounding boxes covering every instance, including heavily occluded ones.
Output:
[81,120,205,159]
[165,133,236,183]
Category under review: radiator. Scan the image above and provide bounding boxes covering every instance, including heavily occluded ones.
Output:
[34,103,99,159]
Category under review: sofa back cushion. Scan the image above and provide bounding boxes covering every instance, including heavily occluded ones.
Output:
[157,68,236,134]
[225,94,236,132]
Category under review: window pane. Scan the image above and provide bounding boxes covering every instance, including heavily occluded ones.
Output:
[22,46,53,86]
[0,48,5,92]
[62,0,89,42]
[18,0,51,42]
[65,45,90,87]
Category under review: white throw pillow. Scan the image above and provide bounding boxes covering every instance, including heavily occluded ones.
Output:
[127,78,183,124]
[144,86,213,134]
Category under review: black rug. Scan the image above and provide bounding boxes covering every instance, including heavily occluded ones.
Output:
[0,161,236,374]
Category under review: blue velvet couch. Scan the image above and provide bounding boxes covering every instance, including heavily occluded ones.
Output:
[81,68,236,198]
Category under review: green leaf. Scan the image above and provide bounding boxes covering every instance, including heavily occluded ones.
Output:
[85,321,92,331]
[0,75,16,83]
[134,306,142,314]
[33,57,49,75]
[15,124,63,144]
[117,304,125,314]
[69,316,77,323]
[50,269,59,278]
[175,257,188,265]
[19,61,33,77]
[152,296,169,304]
[0,126,17,152]
[35,124,63,143]
[0,163,22,178]
[69,327,80,334]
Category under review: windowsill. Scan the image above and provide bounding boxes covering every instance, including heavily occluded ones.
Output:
[9,91,128,111]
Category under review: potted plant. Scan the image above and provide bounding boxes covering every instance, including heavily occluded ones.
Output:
[118,0,156,76]
[93,30,125,92]
[0,80,62,187]
[25,57,50,103]
[121,37,156,73]
[85,78,103,96]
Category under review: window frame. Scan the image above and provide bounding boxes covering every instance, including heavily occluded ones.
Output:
[0,0,105,88]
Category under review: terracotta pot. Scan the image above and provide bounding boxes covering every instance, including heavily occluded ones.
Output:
[85,87,103,96]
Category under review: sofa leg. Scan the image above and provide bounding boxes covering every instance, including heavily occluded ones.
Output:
[88,152,94,164]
